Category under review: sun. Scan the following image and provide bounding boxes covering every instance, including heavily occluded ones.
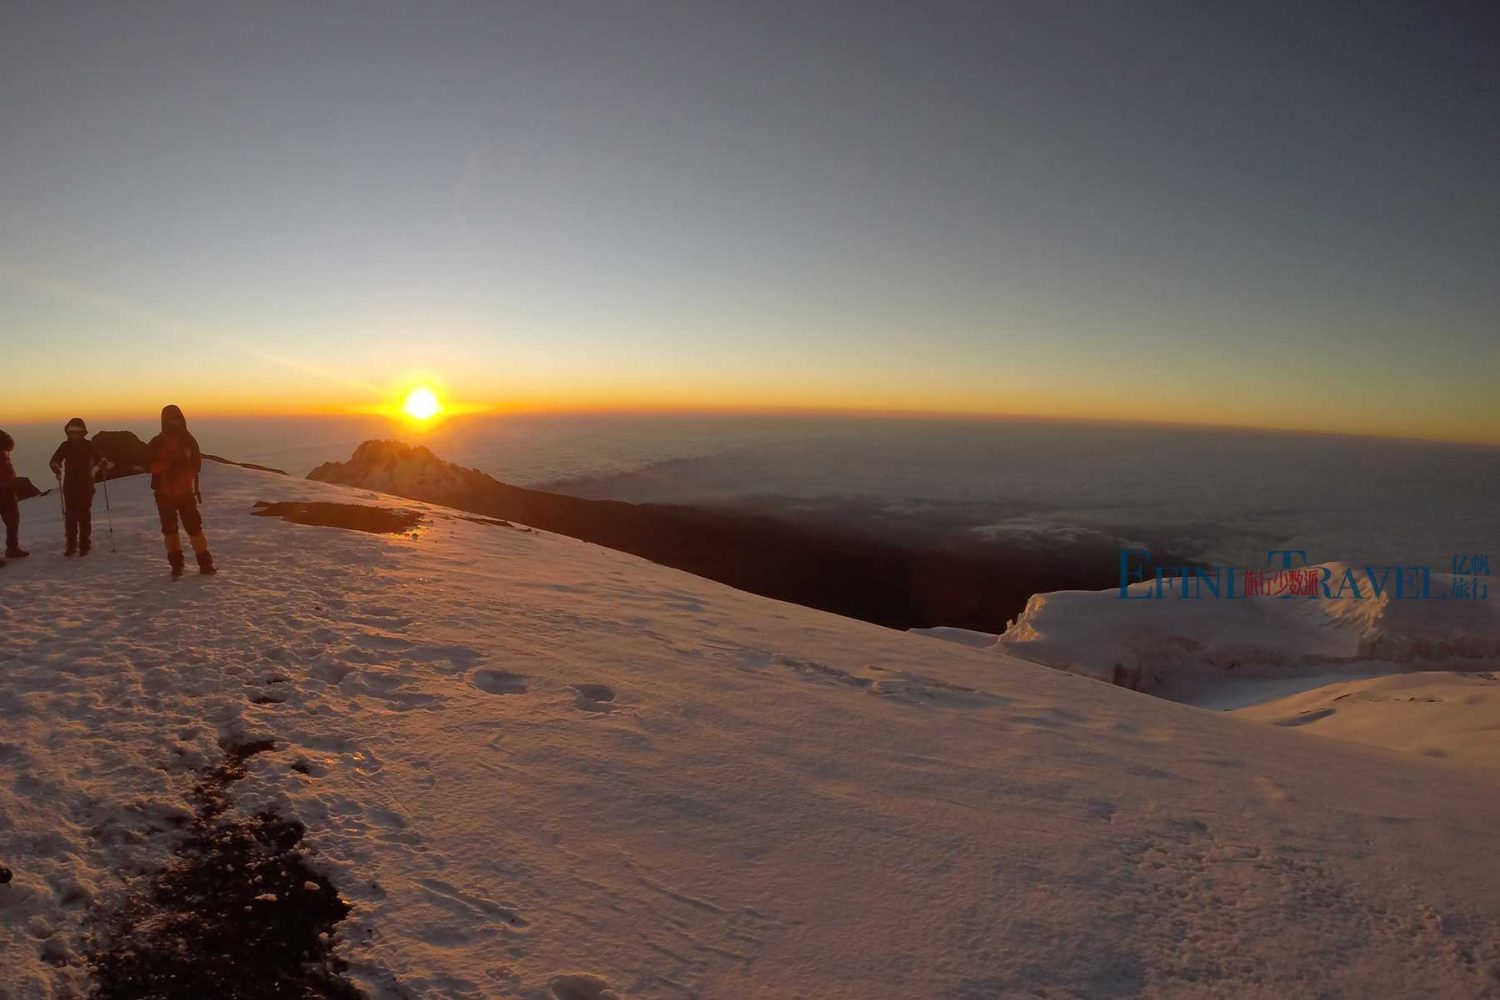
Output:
[401,386,443,422]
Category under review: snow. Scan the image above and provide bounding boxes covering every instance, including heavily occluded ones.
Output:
[5,465,1500,997]
[906,626,1002,650]
[1234,671,1500,770]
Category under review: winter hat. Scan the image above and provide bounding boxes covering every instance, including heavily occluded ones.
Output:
[65,417,88,436]
[161,404,187,430]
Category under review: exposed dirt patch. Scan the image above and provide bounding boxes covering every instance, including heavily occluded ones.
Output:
[252,500,423,536]
[86,739,363,999]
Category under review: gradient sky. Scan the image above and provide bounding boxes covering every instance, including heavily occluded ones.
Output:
[2,2,1497,443]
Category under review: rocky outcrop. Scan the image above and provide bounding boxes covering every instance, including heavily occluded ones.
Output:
[91,430,151,479]
[13,477,42,502]
[310,440,1141,633]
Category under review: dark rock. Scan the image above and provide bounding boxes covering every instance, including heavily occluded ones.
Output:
[251,500,422,535]
[13,477,41,502]
[91,430,151,479]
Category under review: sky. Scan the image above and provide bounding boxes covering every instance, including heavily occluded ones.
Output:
[1,2,1497,444]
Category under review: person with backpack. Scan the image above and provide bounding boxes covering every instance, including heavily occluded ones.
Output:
[0,430,27,563]
[147,404,216,577]
[49,418,107,557]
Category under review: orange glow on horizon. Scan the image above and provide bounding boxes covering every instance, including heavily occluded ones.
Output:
[3,382,1497,449]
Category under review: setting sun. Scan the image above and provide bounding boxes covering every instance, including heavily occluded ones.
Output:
[401,386,442,422]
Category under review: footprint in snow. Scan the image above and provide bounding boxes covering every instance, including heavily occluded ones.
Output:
[290,757,328,778]
[472,669,528,695]
[550,973,621,1000]
[1273,707,1336,727]
[571,683,616,713]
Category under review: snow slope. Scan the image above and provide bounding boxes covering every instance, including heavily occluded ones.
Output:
[929,568,1500,772]
[1234,671,1500,770]
[4,466,1500,998]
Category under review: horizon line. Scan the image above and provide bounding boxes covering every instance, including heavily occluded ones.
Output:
[5,401,1498,452]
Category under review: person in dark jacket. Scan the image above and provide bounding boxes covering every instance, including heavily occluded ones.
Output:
[49,418,107,556]
[147,404,215,577]
[0,430,26,562]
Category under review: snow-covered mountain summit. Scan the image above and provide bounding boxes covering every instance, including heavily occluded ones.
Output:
[3,463,1500,998]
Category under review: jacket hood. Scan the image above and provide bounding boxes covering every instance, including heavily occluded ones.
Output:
[65,417,88,435]
[161,405,187,431]
[0,430,12,452]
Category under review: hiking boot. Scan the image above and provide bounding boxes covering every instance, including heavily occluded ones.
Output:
[4,548,27,559]
[196,551,217,575]
[65,545,76,557]
[169,551,186,579]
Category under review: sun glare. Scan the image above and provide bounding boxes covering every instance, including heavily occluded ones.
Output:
[401,386,442,422]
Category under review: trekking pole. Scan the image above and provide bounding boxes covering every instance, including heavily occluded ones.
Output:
[56,474,65,516]
[101,474,117,553]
